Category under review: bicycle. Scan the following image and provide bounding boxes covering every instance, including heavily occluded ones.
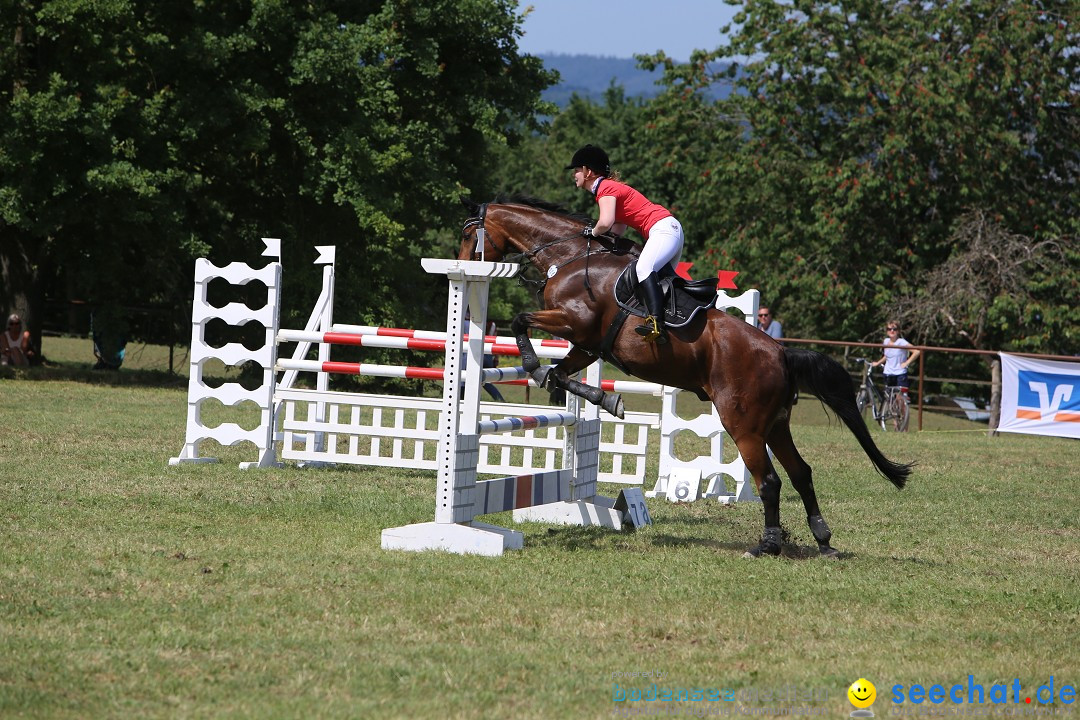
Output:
[853,358,911,432]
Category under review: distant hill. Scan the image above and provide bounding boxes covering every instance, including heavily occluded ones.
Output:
[537,53,734,107]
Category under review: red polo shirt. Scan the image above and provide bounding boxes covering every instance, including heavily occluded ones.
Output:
[595,179,672,237]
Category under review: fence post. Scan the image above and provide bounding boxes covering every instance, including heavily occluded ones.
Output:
[916,351,926,431]
[987,357,1001,437]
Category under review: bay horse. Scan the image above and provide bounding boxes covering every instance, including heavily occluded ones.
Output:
[458,196,912,558]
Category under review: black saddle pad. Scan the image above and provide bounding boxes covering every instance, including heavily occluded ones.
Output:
[613,265,717,329]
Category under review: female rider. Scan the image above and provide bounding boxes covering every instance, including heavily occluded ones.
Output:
[566,144,683,345]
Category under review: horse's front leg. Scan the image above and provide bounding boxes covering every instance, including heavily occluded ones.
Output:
[547,347,625,419]
[511,311,625,419]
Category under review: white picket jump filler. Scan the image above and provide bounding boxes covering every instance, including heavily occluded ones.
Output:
[381,258,621,555]
[169,238,283,470]
[648,287,761,504]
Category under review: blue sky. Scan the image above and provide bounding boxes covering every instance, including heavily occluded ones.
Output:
[516,1,740,61]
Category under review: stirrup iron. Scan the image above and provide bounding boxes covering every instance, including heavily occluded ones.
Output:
[634,315,667,344]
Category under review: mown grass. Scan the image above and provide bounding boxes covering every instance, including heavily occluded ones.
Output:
[1,342,1077,719]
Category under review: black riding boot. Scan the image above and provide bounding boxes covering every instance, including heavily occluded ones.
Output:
[634,272,669,345]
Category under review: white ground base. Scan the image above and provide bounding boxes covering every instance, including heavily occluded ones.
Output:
[168,456,219,466]
[381,521,524,557]
[512,497,624,529]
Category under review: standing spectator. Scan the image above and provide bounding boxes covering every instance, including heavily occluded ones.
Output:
[871,320,920,395]
[757,306,783,339]
[1,314,37,366]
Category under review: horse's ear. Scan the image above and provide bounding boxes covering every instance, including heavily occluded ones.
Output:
[460,197,480,215]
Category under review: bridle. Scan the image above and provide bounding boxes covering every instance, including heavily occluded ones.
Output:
[464,204,593,264]
[462,203,488,260]
[461,203,637,298]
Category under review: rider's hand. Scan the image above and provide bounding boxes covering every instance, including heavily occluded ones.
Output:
[581,224,594,237]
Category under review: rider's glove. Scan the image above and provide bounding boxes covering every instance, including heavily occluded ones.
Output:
[582,224,594,237]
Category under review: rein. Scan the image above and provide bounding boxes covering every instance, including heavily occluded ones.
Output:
[463,205,637,299]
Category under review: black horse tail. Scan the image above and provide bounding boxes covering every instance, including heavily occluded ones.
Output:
[783,347,913,489]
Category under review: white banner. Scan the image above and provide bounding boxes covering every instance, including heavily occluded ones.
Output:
[998,353,1080,439]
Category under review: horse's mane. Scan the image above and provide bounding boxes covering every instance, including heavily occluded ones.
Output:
[492,193,591,223]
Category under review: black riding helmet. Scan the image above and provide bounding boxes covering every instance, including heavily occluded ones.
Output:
[565,144,610,176]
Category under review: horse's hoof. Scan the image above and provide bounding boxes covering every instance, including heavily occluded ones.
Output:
[531,366,554,390]
[742,543,781,559]
[818,545,840,559]
[602,394,625,419]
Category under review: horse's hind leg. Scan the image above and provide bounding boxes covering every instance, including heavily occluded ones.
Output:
[767,421,838,557]
[510,313,624,418]
[732,433,784,558]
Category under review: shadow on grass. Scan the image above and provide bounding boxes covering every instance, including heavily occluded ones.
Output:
[522,522,857,561]
[0,363,189,388]
[3,361,302,391]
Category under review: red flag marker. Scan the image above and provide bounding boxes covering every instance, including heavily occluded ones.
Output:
[675,262,694,281]
[716,270,739,290]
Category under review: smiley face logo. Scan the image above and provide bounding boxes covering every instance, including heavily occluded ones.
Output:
[848,678,877,709]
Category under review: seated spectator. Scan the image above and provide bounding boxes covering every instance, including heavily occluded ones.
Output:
[91,309,127,370]
[757,306,783,339]
[1,314,37,366]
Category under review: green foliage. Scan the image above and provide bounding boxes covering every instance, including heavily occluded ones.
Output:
[890,210,1077,353]
[0,0,556,342]
[650,0,1079,348]
[4,0,1076,359]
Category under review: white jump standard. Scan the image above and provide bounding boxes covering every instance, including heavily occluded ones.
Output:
[381,259,623,556]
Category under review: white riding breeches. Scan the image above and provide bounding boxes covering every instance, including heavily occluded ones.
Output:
[635,216,684,282]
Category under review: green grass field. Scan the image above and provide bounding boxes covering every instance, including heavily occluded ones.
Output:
[1,338,1077,719]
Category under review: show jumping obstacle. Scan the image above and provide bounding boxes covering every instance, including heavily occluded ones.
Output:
[169,241,764,552]
[168,238,285,470]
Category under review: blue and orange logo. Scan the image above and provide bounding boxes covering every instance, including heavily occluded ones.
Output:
[1015,371,1080,423]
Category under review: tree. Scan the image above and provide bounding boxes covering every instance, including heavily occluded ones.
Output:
[890,210,1072,352]
[0,0,555,358]
[652,0,1078,344]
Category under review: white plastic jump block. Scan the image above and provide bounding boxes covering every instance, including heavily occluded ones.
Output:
[511,417,623,528]
[380,522,524,557]
[512,495,623,528]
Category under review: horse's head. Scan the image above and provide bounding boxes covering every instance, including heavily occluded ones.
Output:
[457,196,590,264]
[458,198,512,261]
